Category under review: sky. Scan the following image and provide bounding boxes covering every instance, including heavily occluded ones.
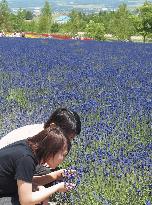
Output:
[2,0,152,12]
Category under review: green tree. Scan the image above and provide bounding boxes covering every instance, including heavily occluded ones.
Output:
[66,10,86,34]
[25,20,38,32]
[9,13,17,31]
[38,0,52,33]
[98,11,115,34]
[50,22,60,33]
[85,20,106,40]
[15,9,26,31]
[24,10,33,20]
[136,1,152,42]
[0,0,11,31]
[108,3,135,41]
[10,9,34,32]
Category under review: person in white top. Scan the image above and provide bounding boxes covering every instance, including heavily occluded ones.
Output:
[0,108,81,149]
[0,124,43,149]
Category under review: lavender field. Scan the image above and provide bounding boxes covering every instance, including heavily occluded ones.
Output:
[0,38,151,205]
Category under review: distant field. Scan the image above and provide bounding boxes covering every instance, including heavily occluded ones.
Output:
[0,38,151,204]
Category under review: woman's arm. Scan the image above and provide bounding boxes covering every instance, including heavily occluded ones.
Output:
[17,179,75,205]
[32,169,65,186]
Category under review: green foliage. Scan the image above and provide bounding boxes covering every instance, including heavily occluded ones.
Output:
[108,3,136,41]
[62,116,151,204]
[50,22,60,33]
[0,0,152,41]
[0,0,11,31]
[37,0,52,33]
[24,10,34,20]
[13,9,26,31]
[66,10,86,34]
[0,115,3,129]
[98,11,115,34]
[6,88,28,108]
[85,20,106,40]
[135,1,152,42]
[26,20,38,32]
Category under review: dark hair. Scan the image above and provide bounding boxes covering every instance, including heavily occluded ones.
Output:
[44,108,81,138]
[27,126,71,164]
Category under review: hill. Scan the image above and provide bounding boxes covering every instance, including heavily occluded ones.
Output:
[0,38,151,204]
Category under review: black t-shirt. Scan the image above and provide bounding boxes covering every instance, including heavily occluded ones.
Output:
[0,140,38,197]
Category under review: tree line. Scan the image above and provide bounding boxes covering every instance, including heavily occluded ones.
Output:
[0,0,152,42]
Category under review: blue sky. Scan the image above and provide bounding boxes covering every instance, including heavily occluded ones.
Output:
[3,0,152,11]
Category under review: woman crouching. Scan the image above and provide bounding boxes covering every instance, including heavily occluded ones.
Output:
[0,126,75,205]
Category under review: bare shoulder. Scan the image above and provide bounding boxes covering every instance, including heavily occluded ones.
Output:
[0,123,44,149]
[5,123,44,137]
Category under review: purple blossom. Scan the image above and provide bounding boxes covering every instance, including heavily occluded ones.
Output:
[0,38,151,203]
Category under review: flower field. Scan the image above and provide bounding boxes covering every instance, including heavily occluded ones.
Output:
[0,37,151,205]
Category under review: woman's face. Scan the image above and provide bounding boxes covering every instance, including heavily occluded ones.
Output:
[46,146,68,169]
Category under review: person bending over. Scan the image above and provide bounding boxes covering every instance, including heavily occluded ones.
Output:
[0,108,81,149]
[0,126,75,205]
[0,108,81,178]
